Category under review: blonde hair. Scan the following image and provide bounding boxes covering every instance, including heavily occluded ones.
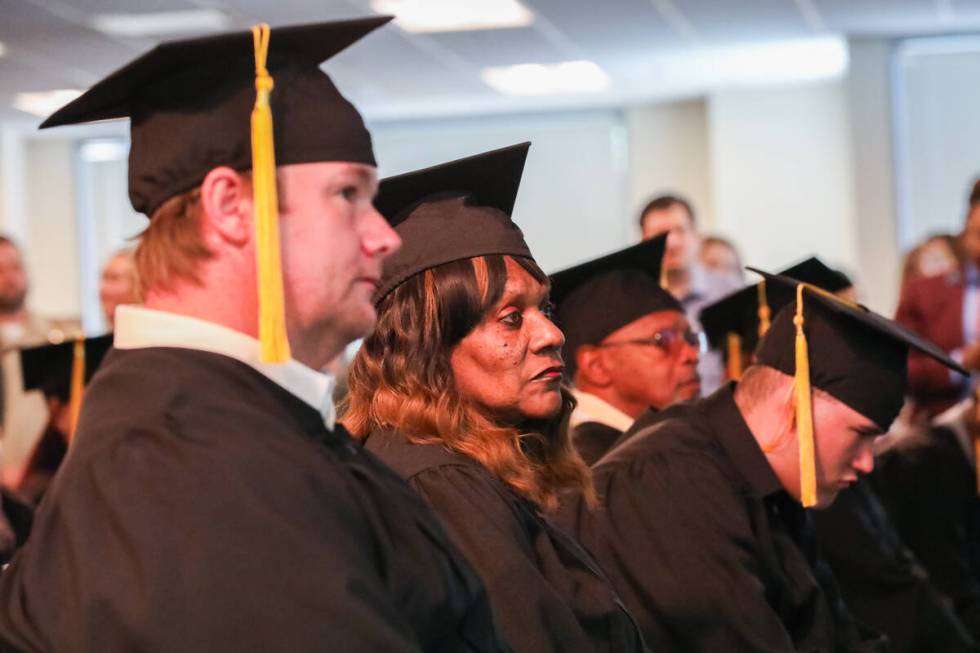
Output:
[343,254,594,511]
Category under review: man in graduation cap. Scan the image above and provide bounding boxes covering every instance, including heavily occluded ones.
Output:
[559,268,967,652]
[0,19,507,652]
[697,259,976,651]
[550,236,701,465]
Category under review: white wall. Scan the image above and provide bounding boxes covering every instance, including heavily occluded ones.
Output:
[892,38,980,249]
[624,100,713,235]
[22,138,80,319]
[0,72,903,322]
[370,110,632,273]
[707,80,859,289]
[847,38,901,315]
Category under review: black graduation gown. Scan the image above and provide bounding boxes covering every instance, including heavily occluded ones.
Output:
[812,477,977,652]
[0,347,506,653]
[364,428,646,653]
[871,425,980,641]
[558,383,887,653]
[571,421,622,466]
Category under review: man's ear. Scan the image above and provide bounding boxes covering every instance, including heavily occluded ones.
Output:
[576,345,613,388]
[200,166,252,247]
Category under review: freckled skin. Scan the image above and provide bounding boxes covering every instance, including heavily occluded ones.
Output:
[451,258,565,425]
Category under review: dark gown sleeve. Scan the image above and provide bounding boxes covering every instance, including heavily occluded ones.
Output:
[0,423,427,653]
[872,436,980,641]
[811,479,976,653]
[571,422,622,466]
[407,463,597,653]
[572,450,798,652]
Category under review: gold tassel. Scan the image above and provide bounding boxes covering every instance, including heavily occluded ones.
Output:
[757,280,771,337]
[726,332,743,380]
[793,284,817,507]
[251,24,290,363]
[67,337,85,441]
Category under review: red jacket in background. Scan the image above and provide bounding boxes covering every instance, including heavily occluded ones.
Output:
[895,268,967,419]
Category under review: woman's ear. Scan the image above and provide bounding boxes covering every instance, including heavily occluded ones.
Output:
[199,166,252,248]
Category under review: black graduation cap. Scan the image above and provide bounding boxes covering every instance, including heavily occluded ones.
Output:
[748,266,966,507]
[549,236,683,377]
[41,17,390,216]
[700,256,853,353]
[21,335,113,402]
[374,142,534,303]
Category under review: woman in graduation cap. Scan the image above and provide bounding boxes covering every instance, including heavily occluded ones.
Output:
[343,143,645,653]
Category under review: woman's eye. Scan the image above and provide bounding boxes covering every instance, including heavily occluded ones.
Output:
[500,311,523,328]
[540,300,556,320]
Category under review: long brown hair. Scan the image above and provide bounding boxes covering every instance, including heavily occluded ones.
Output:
[343,254,594,511]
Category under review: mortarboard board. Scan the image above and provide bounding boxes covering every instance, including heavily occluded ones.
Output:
[748,267,965,507]
[42,17,389,216]
[549,236,683,378]
[374,142,534,303]
[700,257,854,379]
[21,335,114,438]
[42,17,391,364]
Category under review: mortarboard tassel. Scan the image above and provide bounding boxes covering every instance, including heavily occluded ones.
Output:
[726,332,743,380]
[793,284,818,508]
[757,280,771,337]
[67,337,85,440]
[251,24,290,363]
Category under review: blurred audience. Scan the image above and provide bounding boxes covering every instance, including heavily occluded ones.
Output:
[896,180,980,420]
[699,235,744,283]
[640,195,740,394]
[99,248,138,329]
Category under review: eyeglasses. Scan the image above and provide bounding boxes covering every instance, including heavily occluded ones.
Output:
[598,327,706,355]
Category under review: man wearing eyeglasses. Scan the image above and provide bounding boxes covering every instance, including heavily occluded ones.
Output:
[551,236,701,465]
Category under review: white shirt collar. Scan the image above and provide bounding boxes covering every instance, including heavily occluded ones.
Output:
[113,305,336,429]
[570,388,635,433]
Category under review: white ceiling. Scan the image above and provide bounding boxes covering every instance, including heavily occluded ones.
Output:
[2,0,980,126]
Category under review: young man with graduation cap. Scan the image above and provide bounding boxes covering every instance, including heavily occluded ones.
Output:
[559,268,967,652]
[549,236,701,465]
[0,19,507,652]
[343,143,646,652]
[698,259,977,652]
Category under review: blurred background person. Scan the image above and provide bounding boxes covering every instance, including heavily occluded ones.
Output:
[98,248,137,329]
[897,180,980,421]
[639,195,740,395]
[0,237,80,488]
[699,234,744,284]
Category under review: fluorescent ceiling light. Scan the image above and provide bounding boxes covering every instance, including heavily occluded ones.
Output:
[482,60,611,96]
[91,9,230,38]
[371,0,533,33]
[13,89,83,118]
